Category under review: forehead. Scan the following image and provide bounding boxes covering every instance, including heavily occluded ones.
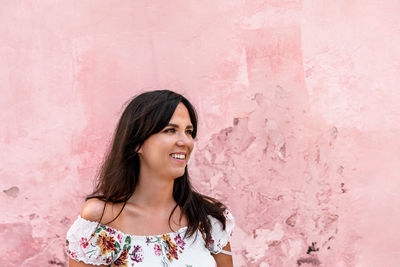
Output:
[169,103,192,125]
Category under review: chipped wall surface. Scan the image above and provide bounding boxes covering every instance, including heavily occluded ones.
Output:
[1,1,400,266]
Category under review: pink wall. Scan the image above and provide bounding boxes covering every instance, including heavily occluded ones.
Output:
[1,1,400,266]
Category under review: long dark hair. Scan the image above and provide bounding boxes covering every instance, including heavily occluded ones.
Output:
[87,90,226,246]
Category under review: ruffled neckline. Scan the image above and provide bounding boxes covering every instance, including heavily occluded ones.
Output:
[77,215,189,239]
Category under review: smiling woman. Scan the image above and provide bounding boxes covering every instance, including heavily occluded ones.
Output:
[136,103,195,183]
[65,90,235,267]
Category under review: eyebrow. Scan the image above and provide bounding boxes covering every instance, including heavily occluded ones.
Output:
[167,123,193,129]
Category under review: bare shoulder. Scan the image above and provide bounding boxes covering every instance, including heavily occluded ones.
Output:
[80,198,124,225]
[80,198,107,222]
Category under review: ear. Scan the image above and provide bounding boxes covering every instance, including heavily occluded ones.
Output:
[135,144,142,154]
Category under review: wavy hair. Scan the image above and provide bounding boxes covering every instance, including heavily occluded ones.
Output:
[86,90,226,246]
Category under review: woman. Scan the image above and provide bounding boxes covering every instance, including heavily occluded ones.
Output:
[65,90,235,267]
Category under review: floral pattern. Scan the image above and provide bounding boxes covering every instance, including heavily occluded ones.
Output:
[66,240,78,259]
[65,211,234,266]
[162,234,178,260]
[79,237,89,249]
[111,235,144,266]
[174,234,186,251]
[154,244,162,256]
[97,231,117,255]
[145,233,186,262]
[130,245,144,262]
[112,249,128,267]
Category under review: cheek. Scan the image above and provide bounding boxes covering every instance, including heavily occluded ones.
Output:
[188,141,195,156]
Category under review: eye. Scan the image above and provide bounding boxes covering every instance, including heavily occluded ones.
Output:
[164,128,175,133]
[186,129,193,135]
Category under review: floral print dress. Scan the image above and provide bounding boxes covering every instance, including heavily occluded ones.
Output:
[65,209,234,266]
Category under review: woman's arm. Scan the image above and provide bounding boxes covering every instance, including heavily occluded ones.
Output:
[212,242,233,267]
[69,259,108,267]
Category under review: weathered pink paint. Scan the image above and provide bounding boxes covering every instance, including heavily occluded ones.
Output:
[1,1,399,266]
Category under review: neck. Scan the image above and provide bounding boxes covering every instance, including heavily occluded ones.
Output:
[128,171,176,211]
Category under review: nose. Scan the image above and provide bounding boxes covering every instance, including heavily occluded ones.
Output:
[176,131,193,147]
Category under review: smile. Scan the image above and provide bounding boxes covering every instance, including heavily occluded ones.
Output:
[170,153,186,160]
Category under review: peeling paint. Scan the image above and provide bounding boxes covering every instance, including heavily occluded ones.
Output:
[3,186,19,198]
[0,1,399,266]
[285,213,297,227]
[297,256,321,266]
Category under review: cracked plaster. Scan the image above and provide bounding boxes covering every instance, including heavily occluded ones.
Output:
[1,1,400,266]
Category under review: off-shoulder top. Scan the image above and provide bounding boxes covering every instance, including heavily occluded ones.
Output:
[65,209,234,266]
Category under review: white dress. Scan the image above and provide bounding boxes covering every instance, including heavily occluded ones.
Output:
[65,209,234,266]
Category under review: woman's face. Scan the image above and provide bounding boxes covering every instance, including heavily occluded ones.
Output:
[137,102,195,180]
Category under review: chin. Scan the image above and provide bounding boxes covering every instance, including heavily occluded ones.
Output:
[173,173,185,179]
[171,169,185,179]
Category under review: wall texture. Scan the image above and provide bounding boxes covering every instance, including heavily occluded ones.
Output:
[1,1,400,266]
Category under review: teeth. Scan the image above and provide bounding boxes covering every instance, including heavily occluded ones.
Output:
[171,154,185,159]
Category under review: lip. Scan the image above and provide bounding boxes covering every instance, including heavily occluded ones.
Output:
[170,157,186,164]
[169,152,187,164]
